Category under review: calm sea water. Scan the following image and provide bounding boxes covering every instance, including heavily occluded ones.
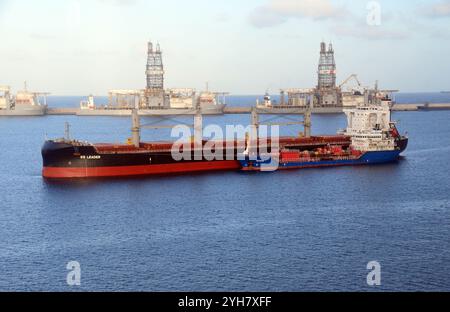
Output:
[1,94,450,291]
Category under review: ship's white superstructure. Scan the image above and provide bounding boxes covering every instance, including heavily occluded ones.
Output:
[344,91,397,152]
[0,83,49,116]
[0,86,13,110]
[198,91,218,108]
[80,95,96,110]
[168,88,196,109]
[256,91,273,108]
[166,87,227,112]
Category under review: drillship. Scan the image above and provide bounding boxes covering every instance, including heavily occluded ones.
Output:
[239,92,408,171]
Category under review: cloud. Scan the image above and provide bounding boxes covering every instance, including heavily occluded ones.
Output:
[422,0,450,18]
[248,0,408,41]
[332,24,409,40]
[249,6,287,28]
[269,0,343,19]
[249,0,346,28]
[397,13,449,39]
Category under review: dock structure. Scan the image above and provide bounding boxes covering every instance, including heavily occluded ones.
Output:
[43,102,450,117]
[392,103,450,111]
[47,108,79,115]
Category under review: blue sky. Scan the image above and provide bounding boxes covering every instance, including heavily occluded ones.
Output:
[0,0,449,95]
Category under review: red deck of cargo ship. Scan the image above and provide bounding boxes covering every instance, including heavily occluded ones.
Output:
[92,135,351,154]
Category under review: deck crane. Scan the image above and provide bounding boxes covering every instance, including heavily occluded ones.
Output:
[339,74,362,89]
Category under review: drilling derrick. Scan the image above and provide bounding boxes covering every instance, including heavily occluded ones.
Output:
[146,42,164,89]
[145,41,166,108]
[318,42,336,89]
[316,42,341,107]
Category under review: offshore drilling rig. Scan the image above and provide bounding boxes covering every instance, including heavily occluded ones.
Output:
[89,41,227,113]
[272,42,343,110]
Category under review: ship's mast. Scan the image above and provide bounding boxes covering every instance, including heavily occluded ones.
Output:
[193,95,203,160]
[131,109,141,148]
[64,122,71,141]
[304,95,313,138]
